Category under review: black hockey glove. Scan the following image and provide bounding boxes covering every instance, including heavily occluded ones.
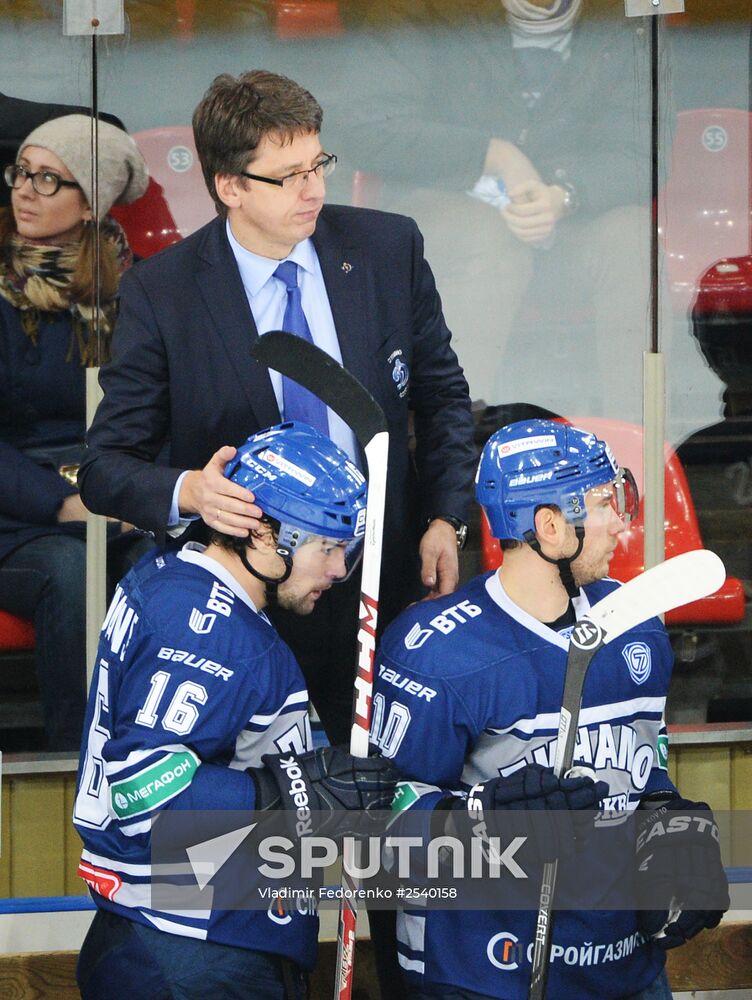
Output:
[448,762,608,859]
[635,794,730,950]
[249,746,400,841]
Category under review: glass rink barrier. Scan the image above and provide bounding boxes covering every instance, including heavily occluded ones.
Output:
[0,2,750,997]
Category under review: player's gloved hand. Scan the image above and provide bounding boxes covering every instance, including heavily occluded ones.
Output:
[449,762,608,859]
[635,794,730,949]
[248,746,400,841]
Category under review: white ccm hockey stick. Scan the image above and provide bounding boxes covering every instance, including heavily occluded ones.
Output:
[527,548,726,1000]
[250,332,389,1000]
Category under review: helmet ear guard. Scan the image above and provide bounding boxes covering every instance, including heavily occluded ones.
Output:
[476,419,639,541]
[223,421,368,587]
[476,419,640,596]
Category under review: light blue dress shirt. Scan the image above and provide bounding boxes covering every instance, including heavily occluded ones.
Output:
[168,221,358,530]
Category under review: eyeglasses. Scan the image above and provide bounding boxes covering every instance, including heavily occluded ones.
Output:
[4,163,81,197]
[240,153,337,191]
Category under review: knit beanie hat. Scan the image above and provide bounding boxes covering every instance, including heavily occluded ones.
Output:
[19,114,149,219]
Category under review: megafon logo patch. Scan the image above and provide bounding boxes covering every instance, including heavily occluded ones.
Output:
[487,931,522,970]
[622,641,651,685]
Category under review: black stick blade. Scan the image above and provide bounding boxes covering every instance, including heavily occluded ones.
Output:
[251,331,387,449]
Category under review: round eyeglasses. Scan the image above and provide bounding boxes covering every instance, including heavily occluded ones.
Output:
[4,163,82,197]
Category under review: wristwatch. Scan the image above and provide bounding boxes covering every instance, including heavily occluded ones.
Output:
[427,514,468,550]
[560,182,579,217]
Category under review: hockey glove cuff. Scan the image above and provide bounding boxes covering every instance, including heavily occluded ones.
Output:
[248,746,400,841]
[635,794,729,949]
[447,762,607,859]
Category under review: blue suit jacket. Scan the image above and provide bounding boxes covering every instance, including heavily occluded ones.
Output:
[79,205,475,611]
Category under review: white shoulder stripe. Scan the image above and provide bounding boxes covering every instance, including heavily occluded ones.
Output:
[490,696,666,736]
[141,911,209,939]
[80,848,194,877]
[248,690,308,726]
[104,743,191,777]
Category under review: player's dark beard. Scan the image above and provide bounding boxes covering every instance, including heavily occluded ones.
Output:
[275,583,319,616]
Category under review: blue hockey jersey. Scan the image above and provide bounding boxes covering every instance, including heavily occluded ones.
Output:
[73,544,318,969]
[371,571,677,999]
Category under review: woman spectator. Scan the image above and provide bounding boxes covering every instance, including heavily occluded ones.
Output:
[0,115,150,750]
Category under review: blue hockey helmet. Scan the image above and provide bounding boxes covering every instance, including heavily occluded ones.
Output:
[476,419,638,542]
[223,422,367,573]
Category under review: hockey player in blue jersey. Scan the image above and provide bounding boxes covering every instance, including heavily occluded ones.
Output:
[73,421,400,1000]
[371,419,728,1000]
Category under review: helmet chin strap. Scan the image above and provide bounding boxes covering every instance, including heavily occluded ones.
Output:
[523,524,585,599]
[236,543,293,605]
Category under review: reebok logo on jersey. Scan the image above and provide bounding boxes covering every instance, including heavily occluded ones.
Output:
[278,756,313,837]
[622,641,651,685]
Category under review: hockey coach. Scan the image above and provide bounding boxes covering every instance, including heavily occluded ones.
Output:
[372,419,729,1000]
[77,68,476,749]
[73,423,400,999]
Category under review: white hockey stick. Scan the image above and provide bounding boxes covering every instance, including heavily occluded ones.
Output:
[527,549,726,1000]
[251,332,388,1000]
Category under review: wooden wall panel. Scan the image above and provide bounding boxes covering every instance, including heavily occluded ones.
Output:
[9,777,66,898]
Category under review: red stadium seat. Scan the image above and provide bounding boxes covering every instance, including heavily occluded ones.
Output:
[112,126,215,258]
[272,0,344,38]
[660,108,752,314]
[110,175,181,259]
[480,416,744,626]
[0,610,34,651]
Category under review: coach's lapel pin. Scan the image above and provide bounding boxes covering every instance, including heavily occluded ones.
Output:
[341,261,353,273]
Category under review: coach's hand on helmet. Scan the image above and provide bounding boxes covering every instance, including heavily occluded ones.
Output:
[248,746,401,842]
[179,445,263,537]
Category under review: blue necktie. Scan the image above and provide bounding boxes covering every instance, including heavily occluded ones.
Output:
[273,261,329,435]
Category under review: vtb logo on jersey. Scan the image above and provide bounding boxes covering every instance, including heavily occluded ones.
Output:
[404,622,434,650]
[189,609,216,635]
[570,619,603,651]
[622,641,651,684]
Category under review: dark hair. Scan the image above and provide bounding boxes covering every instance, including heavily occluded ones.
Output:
[192,70,323,215]
[499,539,523,552]
[497,504,562,552]
[209,514,281,555]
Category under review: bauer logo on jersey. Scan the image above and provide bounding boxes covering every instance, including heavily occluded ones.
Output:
[622,641,651,685]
